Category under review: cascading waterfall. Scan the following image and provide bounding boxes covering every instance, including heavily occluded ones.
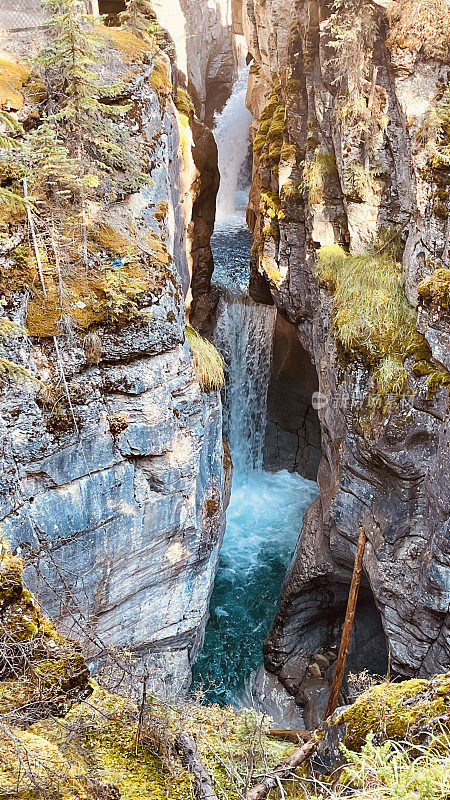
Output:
[215,65,252,221]
[192,65,318,706]
[214,296,276,475]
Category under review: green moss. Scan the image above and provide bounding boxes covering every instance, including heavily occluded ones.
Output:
[336,674,450,750]
[417,268,450,311]
[262,221,280,238]
[98,24,153,62]
[280,141,299,162]
[260,190,291,221]
[253,90,291,175]
[150,56,172,100]
[25,224,171,336]
[175,87,195,118]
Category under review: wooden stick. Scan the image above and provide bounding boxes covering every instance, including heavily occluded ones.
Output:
[175,731,219,800]
[325,527,367,719]
[244,738,317,800]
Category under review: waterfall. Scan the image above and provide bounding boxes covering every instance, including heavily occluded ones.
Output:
[211,63,276,474]
[214,66,252,220]
[215,295,276,475]
[192,66,318,707]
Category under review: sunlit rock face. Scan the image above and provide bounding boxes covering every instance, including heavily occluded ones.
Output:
[0,35,226,696]
[152,0,235,124]
[239,0,450,693]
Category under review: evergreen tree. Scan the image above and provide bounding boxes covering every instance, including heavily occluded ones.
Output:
[0,110,27,215]
[37,0,145,192]
[24,119,83,205]
[119,0,160,42]
[34,0,146,265]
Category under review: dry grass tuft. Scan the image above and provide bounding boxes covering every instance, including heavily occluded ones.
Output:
[186,326,224,392]
[317,242,417,394]
[302,149,337,204]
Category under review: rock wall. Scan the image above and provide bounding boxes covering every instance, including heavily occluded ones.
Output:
[241,0,450,698]
[152,0,236,125]
[0,32,226,696]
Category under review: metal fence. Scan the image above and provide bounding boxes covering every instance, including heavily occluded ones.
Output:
[0,1,99,32]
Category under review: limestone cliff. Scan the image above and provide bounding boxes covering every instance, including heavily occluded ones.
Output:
[0,28,226,696]
[239,0,450,699]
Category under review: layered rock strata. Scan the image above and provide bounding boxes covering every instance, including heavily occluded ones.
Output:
[0,31,226,695]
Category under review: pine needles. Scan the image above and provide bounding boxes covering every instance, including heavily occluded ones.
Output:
[0,111,27,219]
[185,326,224,392]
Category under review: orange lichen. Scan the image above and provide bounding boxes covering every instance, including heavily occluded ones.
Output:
[0,51,30,110]
[97,25,152,63]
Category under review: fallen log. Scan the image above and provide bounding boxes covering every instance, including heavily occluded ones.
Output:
[175,731,219,800]
[244,737,318,799]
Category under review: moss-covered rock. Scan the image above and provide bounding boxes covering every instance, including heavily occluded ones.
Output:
[334,673,450,751]
[24,223,172,337]
[417,268,450,312]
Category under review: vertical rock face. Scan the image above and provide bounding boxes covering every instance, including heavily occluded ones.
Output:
[151,0,236,124]
[0,35,226,695]
[240,0,450,695]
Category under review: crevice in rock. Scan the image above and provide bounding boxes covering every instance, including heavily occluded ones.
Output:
[268,576,389,729]
[264,312,321,480]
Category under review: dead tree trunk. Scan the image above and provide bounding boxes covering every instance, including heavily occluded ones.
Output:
[175,731,219,800]
[325,527,367,719]
[244,738,318,800]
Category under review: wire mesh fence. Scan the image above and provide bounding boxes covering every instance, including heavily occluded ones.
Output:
[0,1,98,31]
[0,0,45,31]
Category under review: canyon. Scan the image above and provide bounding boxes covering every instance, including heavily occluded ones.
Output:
[0,0,449,729]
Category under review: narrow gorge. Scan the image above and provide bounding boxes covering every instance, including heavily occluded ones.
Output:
[0,0,449,798]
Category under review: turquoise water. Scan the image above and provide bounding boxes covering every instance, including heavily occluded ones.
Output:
[192,469,318,705]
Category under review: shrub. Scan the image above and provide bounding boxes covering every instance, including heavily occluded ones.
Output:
[418,85,450,168]
[185,326,224,391]
[343,159,385,201]
[386,0,450,62]
[280,180,302,201]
